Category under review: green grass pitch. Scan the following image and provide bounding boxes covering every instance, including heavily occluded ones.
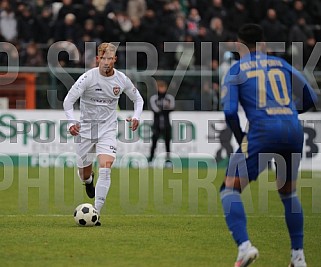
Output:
[0,166,320,267]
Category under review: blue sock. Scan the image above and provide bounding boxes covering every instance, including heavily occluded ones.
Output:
[220,187,248,246]
[280,192,304,249]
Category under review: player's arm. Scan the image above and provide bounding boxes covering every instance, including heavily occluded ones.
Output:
[222,83,244,145]
[291,67,318,113]
[123,77,144,131]
[63,73,88,135]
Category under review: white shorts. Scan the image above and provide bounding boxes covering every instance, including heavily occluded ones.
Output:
[75,132,117,168]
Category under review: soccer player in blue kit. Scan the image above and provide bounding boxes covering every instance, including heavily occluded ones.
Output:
[220,24,318,267]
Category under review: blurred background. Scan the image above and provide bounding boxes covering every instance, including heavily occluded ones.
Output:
[0,0,320,111]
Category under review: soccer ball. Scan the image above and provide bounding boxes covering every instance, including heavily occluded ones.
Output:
[73,203,99,226]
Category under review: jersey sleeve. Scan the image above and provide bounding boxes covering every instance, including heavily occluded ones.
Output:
[221,64,245,145]
[63,72,89,125]
[289,65,318,113]
[123,76,144,119]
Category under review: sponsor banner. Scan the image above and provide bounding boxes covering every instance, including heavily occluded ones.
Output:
[0,110,320,169]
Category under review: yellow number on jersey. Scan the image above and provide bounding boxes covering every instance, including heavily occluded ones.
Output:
[247,69,290,108]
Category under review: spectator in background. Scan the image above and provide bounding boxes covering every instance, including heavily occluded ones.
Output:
[188,0,208,18]
[149,80,175,167]
[56,0,77,22]
[103,11,127,44]
[92,0,109,12]
[49,40,80,68]
[0,0,17,42]
[269,0,294,30]
[306,0,321,25]
[289,0,311,25]
[203,0,228,27]
[17,4,39,44]
[194,24,216,69]
[209,17,235,67]
[0,41,20,66]
[127,0,147,19]
[247,0,269,24]
[260,8,287,54]
[126,16,149,69]
[140,8,160,47]
[171,13,186,42]
[21,42,45,66]
[288,16,316,68]
[78,0,99,23]
[126,16,145,43]
[103,0,126,17]
[175,34,195,70]
[227,0,249,34]
[82,18,102,44]
[32,0,49,15]
[36,5,55,45]
[155,1,182,69]
[54,13,81,45]
[78,19,102,69]
[186,7,200,37]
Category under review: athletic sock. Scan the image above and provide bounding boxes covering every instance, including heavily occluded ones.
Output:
[239,240,251,251]
[280,192,304,249]
[78,170,93,184]
[83,176,93,184]
[220,187,249,246]
[291,249,305,261]
[94,168,111,214]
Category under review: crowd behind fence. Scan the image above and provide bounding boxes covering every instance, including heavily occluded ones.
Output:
[0,0,321,110]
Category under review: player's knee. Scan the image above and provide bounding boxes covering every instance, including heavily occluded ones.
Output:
[100,161,113,168]
[277,180,295,195]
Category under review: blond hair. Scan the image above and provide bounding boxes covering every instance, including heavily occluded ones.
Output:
[97,43,117,56]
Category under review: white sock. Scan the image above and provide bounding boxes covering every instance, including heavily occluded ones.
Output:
[78,170,93,184]
[291,249,305,259]
[239,240,251,252]
[94,168,111,214]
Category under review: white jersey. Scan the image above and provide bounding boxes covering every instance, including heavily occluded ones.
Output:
[63,67,144,139]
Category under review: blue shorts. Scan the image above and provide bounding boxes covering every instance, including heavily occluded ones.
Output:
[226,134,303,181]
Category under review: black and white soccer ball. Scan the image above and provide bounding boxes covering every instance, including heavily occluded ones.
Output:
[73,203,99,226]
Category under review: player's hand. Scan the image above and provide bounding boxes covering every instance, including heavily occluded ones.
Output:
[69,123,80,136]
[126,117,139,131]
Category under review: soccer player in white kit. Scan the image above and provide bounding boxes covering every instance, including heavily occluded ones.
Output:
[63,43,144,225]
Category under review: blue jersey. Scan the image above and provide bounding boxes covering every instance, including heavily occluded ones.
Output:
[222,51,317,181]
[221,51,317,144]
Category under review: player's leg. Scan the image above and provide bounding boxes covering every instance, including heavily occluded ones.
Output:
[164,126,173,167]
[94,154,114,217]
[149,127,160,162]
[221,175,259,267]
[76,138,96,198]
[94,134,117,217]
[277,152,306,267]
[78,164,95,198]
[220,144,267,266]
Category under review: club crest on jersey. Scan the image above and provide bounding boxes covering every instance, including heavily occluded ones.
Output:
[113,86,120,95]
